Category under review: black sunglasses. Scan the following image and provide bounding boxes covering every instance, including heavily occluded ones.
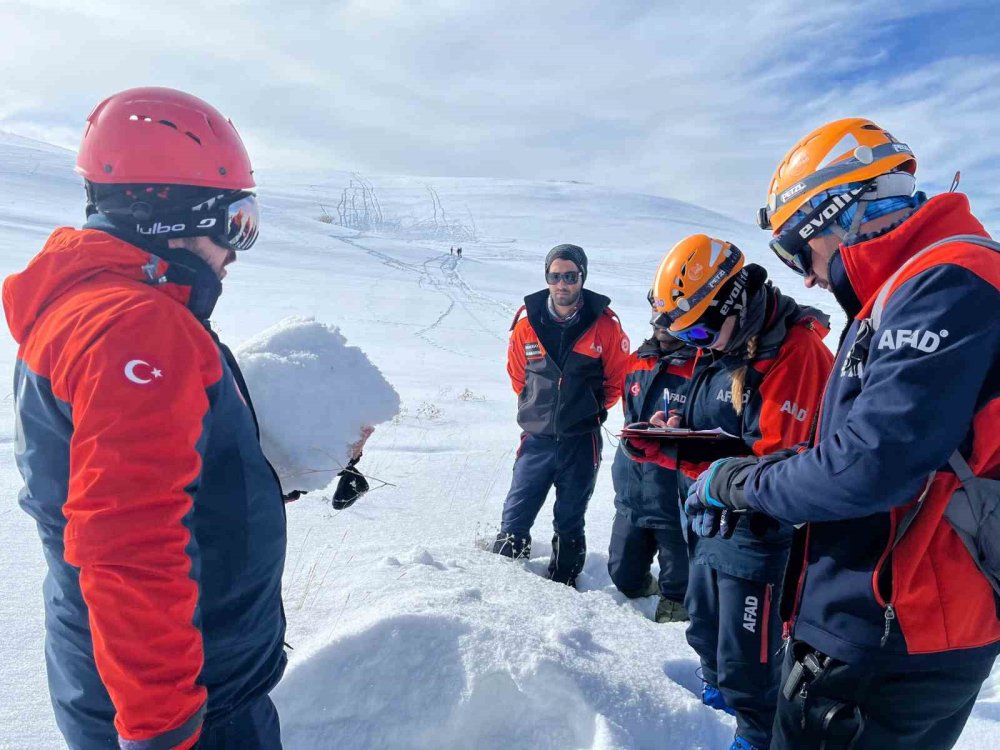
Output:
[546,271,581,285]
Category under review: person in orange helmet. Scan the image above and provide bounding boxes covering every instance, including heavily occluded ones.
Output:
[625,235,834,750]
[685,118,1000,749]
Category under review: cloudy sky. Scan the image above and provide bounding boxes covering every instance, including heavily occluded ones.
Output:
[2,0,999,224]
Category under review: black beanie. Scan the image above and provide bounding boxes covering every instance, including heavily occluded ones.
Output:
[544,244,588,281]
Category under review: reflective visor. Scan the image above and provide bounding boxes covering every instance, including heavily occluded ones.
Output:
[670,321,721,348]
[222,193,259,251]
[768,234,810,276]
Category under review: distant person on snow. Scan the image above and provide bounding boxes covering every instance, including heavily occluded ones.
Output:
[450,246,454,254]
[684,118,1000,749]
[607,296,696,623]
[625,235,833,750]
[457,246,463,257]
[492,244,630,587]
[3,88,289,749]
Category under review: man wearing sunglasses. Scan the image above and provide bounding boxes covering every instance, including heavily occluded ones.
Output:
[3,88,285,749]
[685,118,1000,749]
[493,244,630,587]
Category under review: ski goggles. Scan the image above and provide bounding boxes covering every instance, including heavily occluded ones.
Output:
[648,305,722,347]
[545,270,581,285]
[768,181,872,276]
[668,320,722,348]
[214,192,260,252]
[132,190,260,251]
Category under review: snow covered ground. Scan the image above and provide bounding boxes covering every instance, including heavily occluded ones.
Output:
[0,130,996,749]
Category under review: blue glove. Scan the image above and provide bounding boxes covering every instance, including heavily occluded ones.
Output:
[685,459,742,538]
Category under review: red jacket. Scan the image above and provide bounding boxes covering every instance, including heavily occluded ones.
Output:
[4,228,286,748]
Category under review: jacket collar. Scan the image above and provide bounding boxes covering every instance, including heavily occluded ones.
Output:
[3,226,222,343]
[833,192,987,313]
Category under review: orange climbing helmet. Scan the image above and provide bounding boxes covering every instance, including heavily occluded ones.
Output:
[649,234,746,346]
[758,117,916,234]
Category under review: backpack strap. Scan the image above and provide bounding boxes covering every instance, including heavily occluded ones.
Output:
[869,234,1000,330]
[870,235,1000,590]
[509,304,527,332]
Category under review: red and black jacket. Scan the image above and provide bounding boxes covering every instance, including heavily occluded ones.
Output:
[4,228,287,749]
[508,288,630,437]
[745,193,1000,669]
[610,339,698,528]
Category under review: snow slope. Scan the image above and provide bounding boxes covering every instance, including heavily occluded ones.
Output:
[0,132,995,749]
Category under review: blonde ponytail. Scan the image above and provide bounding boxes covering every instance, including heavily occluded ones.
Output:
[730,335,759,416]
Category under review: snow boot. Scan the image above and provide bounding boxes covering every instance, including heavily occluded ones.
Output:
[702,684,736,717]
[618,572,659,598]
[728,735,763,750]
[492,532,531,559]
[654,596,689,623]
[547,533,586,587]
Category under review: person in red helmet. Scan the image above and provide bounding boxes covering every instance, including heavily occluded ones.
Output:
[4,87,286,749]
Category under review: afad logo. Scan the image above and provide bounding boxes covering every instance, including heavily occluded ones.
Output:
[743,595,758,633]
[877,328,948,353]
[630,382,642,397]
[716,388,749,405]
[780,401,808,422]
[122,358,163,385]
[687,263,705,282]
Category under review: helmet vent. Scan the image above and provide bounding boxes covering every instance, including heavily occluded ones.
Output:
[818,133,860,169]
[185,132,202,145]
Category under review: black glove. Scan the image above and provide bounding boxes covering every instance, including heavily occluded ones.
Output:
[283,490,307,503]
[685,449,796,539]
[332,457,369,510]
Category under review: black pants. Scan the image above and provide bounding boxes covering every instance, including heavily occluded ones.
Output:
[607,511,688,602]
[195,695,282,749]
[685,563,782,748]
[773,639,995,750]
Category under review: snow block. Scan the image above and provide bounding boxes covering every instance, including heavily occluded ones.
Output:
[235,316,400,493]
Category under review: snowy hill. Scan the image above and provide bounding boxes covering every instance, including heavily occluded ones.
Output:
[0,133,995,749]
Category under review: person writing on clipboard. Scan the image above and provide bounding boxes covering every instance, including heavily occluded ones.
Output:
[622,234,834,750]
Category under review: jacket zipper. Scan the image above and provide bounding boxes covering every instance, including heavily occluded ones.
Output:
[880,603,896,647]
[787,524,811,638]
[554,375,563,439]
[873,509,897,647]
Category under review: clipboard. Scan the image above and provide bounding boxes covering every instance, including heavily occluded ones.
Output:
[619,422,741,442]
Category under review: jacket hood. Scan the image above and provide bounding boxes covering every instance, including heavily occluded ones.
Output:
[751,282,831,359]
[3,227,219,344]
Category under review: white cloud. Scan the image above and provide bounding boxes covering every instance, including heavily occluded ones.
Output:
[2,0,998,225]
